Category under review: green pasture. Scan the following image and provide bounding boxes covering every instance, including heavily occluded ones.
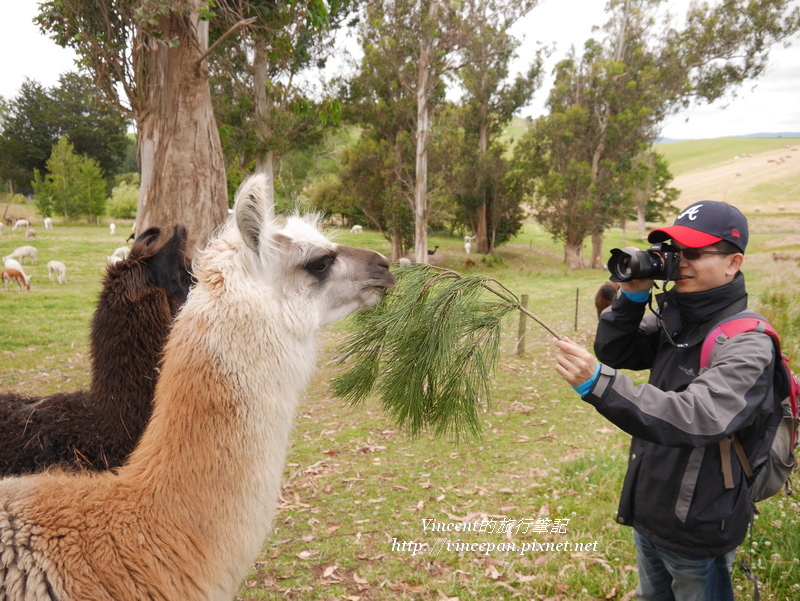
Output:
[658,137,800,176]
[2,212,799,600]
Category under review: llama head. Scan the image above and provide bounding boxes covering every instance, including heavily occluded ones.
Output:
[210,174,395,329]
[105,226,193,308]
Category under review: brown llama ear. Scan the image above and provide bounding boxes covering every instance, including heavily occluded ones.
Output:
[235,174,276,255]
[129,227,163,261]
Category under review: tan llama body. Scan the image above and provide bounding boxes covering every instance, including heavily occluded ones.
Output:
[0,175,394,600]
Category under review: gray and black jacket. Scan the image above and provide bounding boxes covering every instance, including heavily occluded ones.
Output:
[587,273,775,557]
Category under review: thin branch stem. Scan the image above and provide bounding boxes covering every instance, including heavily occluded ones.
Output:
[414,265,563,340]
[197,17,256,66]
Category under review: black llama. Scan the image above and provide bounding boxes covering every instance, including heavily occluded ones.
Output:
[0,226,192,475]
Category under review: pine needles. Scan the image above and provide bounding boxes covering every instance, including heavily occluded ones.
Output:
[332,264,561,441]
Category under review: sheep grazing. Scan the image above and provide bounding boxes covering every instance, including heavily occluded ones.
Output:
[0,175,394,601]
[25,228,36,240]
[106,245,131,265]
[43,217,53,230]
[47,260,68,284]
[595,282,621,317]
[2,259,30,286]
[351,224,363,234]
[11,218,29,231]
[3,245,37,265]
[1,268,30,291]
[109,223,116,235]
[0,226,191,477]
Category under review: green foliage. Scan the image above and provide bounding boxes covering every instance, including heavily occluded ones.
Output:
[106,181,139,219]
[33,136,106,220]
[208,0,355,200]
[757,279,800,359]
[333,264,556,440]
[512,0,800,268]
[5,193,29,205]
[0,75,128,195]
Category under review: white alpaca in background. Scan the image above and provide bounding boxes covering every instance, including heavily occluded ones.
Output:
[109,223,116,235]
[464,234,475,255]
[0,174,394,601]
[47,260,68,284]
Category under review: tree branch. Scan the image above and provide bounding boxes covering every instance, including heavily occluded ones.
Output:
[196,17,256,66]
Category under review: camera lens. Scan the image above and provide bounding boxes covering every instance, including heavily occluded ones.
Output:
[609,251,634,282]
[608,248,665,282]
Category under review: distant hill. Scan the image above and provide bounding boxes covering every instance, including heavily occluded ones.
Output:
[739,132,800,139]
[657,132,800,144]
[658,137,800,213]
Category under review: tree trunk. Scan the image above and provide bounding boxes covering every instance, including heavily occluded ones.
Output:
[475,115,491,255]
[637,205,647,236]
[413,0,439,265]
[136,10,228,256]
[391,227,403,262]
[564,235,585,270]
[253,47,277,196]
[591,231,604,269]
[635,150,655,238]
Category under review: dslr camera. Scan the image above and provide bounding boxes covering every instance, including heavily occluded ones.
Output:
[607,243,680,283]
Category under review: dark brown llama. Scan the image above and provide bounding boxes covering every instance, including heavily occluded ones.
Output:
[0,226,192,475]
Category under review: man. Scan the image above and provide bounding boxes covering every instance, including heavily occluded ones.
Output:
[554,200,776,601]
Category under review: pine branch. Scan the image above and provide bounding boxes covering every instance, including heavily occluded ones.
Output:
[332,264,561,441]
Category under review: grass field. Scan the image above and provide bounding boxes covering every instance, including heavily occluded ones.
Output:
[2,137,800,600]
[657,137,800,176]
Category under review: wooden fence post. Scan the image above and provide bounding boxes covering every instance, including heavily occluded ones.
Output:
[516,294,529,356]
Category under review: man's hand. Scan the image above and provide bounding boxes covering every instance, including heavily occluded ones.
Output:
[554,337,598,387]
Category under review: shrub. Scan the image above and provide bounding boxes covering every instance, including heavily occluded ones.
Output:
[106,181,139,219]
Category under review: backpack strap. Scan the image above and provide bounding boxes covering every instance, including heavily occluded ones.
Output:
[702,314,777,490]
[700,315,777,369]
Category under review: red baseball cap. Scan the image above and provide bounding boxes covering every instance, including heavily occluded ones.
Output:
[648,201,748,253]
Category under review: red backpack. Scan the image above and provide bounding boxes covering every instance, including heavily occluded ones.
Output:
[700,313,800,502]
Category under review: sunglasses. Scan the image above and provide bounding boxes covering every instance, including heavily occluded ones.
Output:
[676,248,731,261]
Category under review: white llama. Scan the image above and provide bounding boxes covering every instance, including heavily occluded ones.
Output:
[0,174,395,601]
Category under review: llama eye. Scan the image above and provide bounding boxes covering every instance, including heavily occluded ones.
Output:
[304,255,335,278]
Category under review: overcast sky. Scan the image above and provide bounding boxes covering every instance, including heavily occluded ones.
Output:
[2,1,799,141]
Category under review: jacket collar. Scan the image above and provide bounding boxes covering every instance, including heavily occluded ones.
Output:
[656,272,748,345]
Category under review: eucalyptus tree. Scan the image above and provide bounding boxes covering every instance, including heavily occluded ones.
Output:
[36,1,354,253]
[516,0,800,269]
[37,0,230,253]
[208,1,353,202]
[345,0,437,261]
[350,0,541,262]
[450,0,544,255]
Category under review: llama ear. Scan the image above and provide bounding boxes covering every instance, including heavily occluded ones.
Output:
[235,174,276,254]
[135,227,162,249]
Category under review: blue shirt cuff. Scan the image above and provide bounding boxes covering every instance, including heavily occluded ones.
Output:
[572,362,602,396]
[621,289,649,303]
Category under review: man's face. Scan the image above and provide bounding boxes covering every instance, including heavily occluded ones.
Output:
[672,243,743,293]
